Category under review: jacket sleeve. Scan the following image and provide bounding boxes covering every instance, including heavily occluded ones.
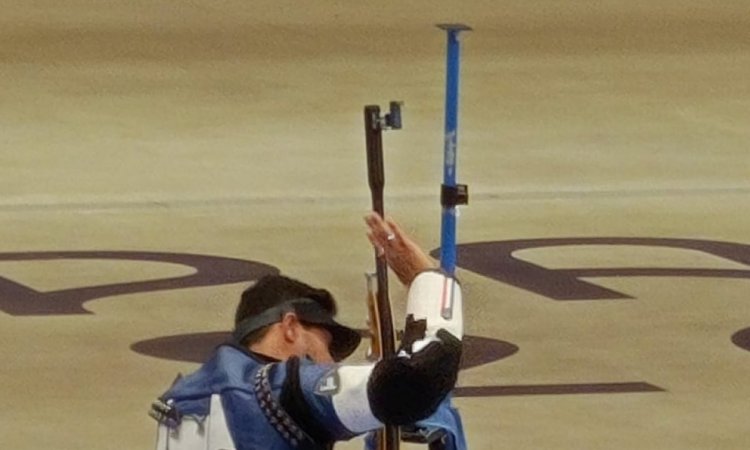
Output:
[278,270,464,441]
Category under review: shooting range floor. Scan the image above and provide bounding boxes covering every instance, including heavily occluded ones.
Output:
[1,2,749,449]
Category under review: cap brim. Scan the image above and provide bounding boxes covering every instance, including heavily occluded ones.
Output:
[293,300,362,361]
[324,322,362,361]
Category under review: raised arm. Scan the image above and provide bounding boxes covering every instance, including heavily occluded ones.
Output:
[281,215,463,440]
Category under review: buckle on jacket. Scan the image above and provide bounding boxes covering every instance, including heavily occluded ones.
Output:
[149,398,182,429]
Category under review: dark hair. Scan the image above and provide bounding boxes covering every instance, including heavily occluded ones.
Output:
[234,275,337,345]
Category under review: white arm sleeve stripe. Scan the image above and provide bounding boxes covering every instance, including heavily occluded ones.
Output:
[207,394,235,449]
[406,271,463,339]
[154,394,235,450]
[330,364,383,434]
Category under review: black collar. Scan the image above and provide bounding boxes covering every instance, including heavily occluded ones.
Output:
[222,341,281,364]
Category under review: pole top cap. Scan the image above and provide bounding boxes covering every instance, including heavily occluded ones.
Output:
[436,23,473,32]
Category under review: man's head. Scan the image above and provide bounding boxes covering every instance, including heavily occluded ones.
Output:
[233,275,361,363]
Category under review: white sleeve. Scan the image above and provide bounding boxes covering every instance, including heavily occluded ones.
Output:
[326,270,463,434]
[154,394,235,450]
[404,270,463,352]
[329,364,382,434]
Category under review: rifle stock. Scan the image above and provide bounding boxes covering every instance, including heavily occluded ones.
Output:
[364,273,382,361]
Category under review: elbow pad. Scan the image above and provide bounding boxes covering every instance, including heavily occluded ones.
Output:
[404,270,463,344]
[368,271,463,425]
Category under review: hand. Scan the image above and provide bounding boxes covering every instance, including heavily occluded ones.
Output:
[364,212,437,285]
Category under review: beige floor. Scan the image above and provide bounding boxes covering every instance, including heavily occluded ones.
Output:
[1,1,750,449]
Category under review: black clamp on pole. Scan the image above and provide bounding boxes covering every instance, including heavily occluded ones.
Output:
[440,183,469,207]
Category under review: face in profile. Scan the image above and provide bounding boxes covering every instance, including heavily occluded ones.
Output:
[298,324,334,363]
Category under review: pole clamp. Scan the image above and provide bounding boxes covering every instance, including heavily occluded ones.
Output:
[441,184,469,207]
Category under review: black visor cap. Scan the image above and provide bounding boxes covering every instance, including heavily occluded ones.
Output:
[233,298,361,362]
[292,300,362,361]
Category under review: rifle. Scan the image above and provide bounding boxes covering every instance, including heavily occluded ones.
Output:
[363,24,470,449]
[363,101,402,450]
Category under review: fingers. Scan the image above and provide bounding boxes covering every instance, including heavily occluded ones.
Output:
[364,212,437,285]
[364,212,396,249]
[366,230,385,257]
[384,217,406,243]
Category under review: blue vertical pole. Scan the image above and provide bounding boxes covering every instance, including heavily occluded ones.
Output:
[437,24,471,275]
